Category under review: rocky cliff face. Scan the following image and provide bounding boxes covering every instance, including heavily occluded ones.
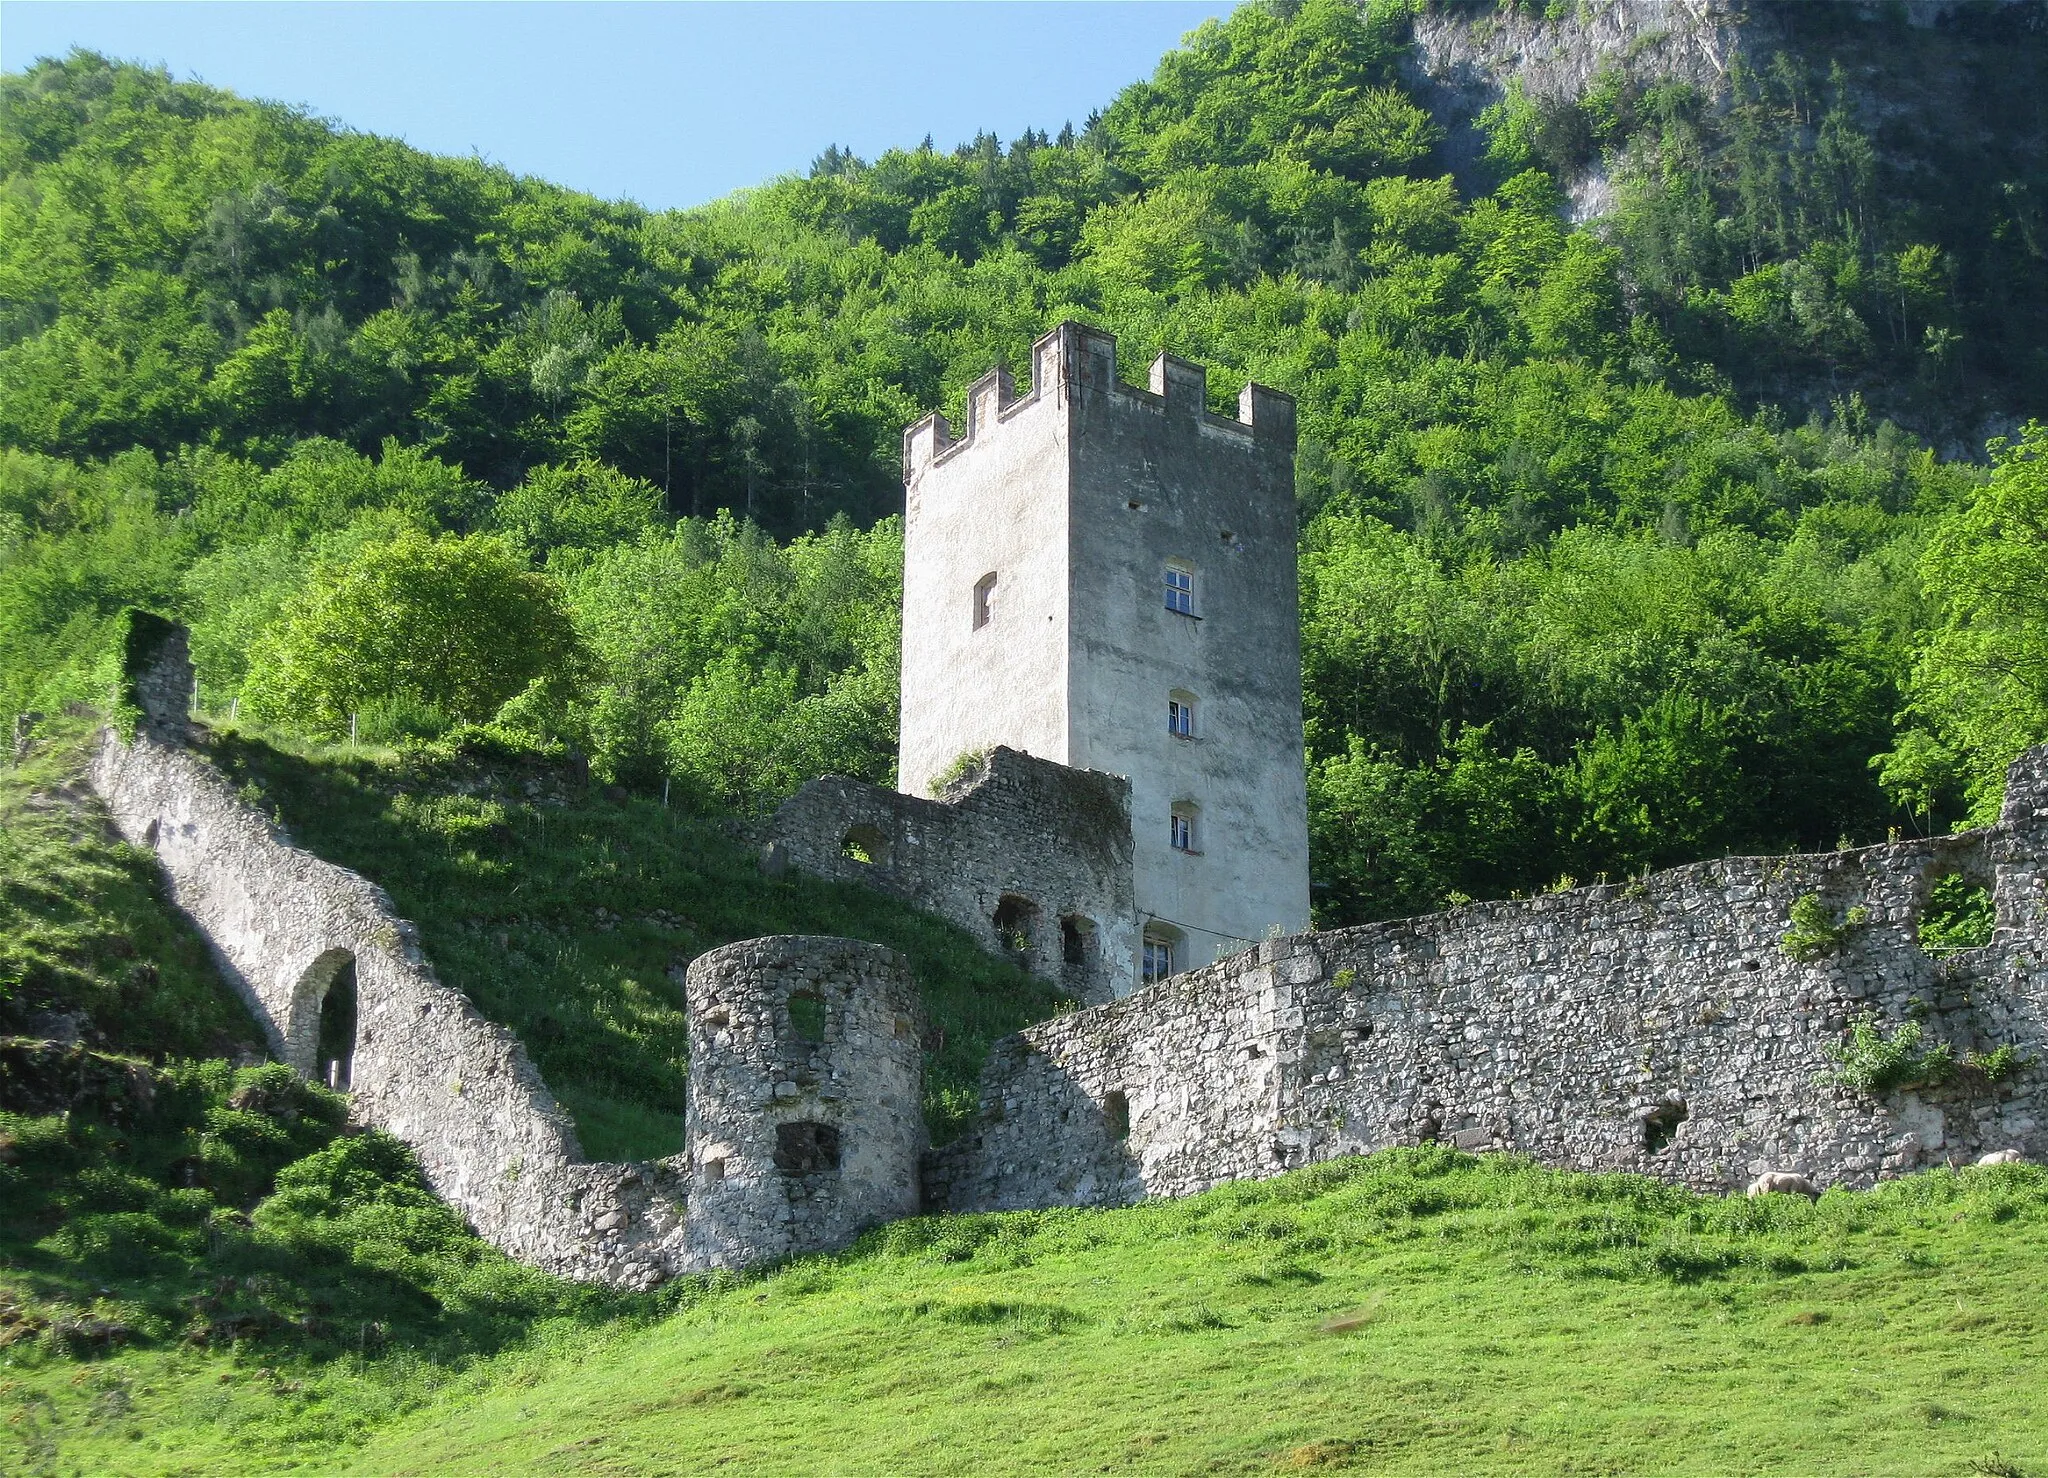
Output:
[1407,0,1749,217]
[1404,0,2038,220]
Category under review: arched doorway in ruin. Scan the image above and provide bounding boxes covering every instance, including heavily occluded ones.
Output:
[292,948,358,1090]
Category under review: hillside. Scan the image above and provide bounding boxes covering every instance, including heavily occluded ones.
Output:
[6,3,2048,1470]
[4,0,2047,931]
[6,1142,2046,1474]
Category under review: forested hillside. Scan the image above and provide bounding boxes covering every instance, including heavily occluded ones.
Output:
[4,0,2048,925]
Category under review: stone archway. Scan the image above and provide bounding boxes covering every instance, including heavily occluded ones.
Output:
[289,948,358,1085]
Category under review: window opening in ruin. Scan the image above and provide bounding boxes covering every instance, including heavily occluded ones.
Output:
[1143,926,1178,984]
[1642,1100,1688,1154]
[841,824,890,867]
[701,1155,726,1186]
[317,957,358,1091]
[773,1121,842,1175]
[1103,1091,1131,1141]
[1164,562,1194,616]
[994,895,1038,956]
[973,572,998,630]
[788,990,827,1044]
[1168,691,1197,739]
[143,819,160,848]
[1170,802,1200,853]
[1061,915,1095,967]
[1919,871,1995,954]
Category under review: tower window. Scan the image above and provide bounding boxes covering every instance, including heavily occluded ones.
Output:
[1170,803,1199,853]
[1164,563,1194,615]
[1142,927,1179,984]
[1168,690,1197,739]
[973,572,997,629]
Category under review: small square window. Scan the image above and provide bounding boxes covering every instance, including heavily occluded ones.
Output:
[1164,565,1193,615]
[1170,811,1195,852]
[1168,699,1192,738]
[1142,932,1175,983]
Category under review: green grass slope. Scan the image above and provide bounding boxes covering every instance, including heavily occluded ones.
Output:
[201,721,1070,1159]
[8,1148,2042,1476]
[5,723,2047,1475]
[343,1151,2048,1477]
[1,720,645,1466]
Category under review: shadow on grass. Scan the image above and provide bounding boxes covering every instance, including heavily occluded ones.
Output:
[203,727,1071,1159]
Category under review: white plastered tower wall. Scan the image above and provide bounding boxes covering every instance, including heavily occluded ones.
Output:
[899,323,1310,987]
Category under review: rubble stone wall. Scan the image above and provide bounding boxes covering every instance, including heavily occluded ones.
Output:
[86,634,693,1288]
[683,937,927,1268]
[763,747,1135,1002]
[928,747,2048,1210]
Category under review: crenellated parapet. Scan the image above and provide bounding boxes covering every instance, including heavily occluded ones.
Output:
[902,321,1294,484]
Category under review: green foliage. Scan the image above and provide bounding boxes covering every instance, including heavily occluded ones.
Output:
[0,725,616,1410]
[1920,872,1996,954]
[929,747,992,798]
[242,530,590,738]
[1,13,2044,918]
[0,720,257,1053]
[204,728,1067,1156]
[1781,893,1871,963]
[1908,423,2048,821]
[1962,1043,2032,1085]
[567,512,900,805]
[1825,1010,1955,1095]
[20,1147,2048,1471]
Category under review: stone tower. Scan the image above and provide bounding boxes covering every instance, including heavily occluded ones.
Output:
[683,936,927,1268]
[899,322,1310,983]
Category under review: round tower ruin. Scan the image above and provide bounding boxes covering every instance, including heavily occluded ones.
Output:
[683,936,928,1268]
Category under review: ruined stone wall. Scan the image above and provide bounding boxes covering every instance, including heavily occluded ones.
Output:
[84,633,693,1288]
[90,726,694,1288]
[763,746,1136,1003]
[684,937,926,1268]
[928,746,2048,1211]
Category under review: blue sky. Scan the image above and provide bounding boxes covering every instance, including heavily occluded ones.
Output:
[2,2,1236,210]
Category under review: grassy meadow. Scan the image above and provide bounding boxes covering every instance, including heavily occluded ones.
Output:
[3,1148,2043,1475]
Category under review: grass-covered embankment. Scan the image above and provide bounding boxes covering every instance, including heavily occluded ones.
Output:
[8,1147,2044,1475]
[2,719,636,1461]
[203,721,1070,1159]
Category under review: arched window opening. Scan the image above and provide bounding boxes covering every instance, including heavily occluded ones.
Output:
[1170,802,1200,854]
[973,572,998,630]
[1168,690,1197,740]
[1163,560,1196,616]
[1061,915,1096,967]
[1142,925,1180,985]
[993,894,1039,957]
[774,1121,841,1175]
[317,957,358,1091]
[788,989,827,1044]
[143,819,160,848]
[1103,1090,1131,1141]
[1919,869,1995,953]
[842,824,890,867]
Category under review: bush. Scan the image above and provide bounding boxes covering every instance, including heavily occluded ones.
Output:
[1825,1010,1955,1095]
[1781,893,1870,962]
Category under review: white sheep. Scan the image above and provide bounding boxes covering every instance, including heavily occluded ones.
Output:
[1747,1171,1821,1200]
[1976,1149,2025,1166]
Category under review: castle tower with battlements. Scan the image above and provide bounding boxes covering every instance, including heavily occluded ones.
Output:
[899,322,1310,985]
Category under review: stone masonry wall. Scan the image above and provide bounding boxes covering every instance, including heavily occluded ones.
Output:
[684,937,927,1269]
[85,632,693,1289]
[91,726,694,1288]
[763,746,1136,1002]
[928,745,2048,1210]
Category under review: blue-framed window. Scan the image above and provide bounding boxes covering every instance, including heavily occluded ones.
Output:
[1164,564,1193,615]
